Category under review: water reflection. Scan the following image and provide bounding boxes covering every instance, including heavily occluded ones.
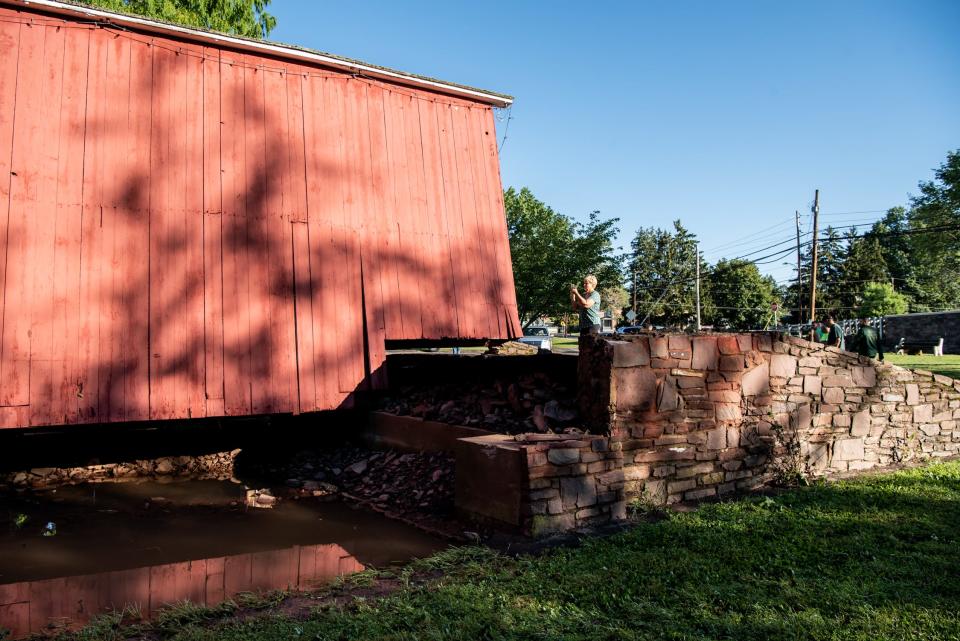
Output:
[0,480,445,638]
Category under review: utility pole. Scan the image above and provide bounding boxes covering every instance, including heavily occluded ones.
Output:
[795,210,802,323]
[694,241,701,331]
[809,190,820,330]
[632,268,637,315]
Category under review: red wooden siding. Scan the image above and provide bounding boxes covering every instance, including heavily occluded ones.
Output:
[0,4,520,429]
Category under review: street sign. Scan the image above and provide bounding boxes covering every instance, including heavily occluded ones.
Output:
[626,310,637,321]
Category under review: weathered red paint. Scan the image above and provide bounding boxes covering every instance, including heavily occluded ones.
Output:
[0,3,520,429]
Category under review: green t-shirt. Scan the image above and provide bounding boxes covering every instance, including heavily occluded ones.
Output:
[579,291,601,328]
[855,325,884,359]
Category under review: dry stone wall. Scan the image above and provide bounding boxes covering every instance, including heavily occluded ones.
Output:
[513,332,960,535]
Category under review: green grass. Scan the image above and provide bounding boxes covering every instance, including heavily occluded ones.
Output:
[886,354,960,379]
[55,462,960,641]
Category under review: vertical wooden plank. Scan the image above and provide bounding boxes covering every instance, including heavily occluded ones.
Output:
[123,37,152,420]
[175,559,207,605]
[286,70,316,413]
[243,58,273,414]
[98,30,130,424]
[382,89,418,340]
[1,21,46,410]
[223,553,252,597]
[435,102,469,339]
[148,562,181,616]
[417,98,459,339]
[21,22,65,426]
[300,73,327,410]
[204,557,226,605]
[451,103,486,339]
[219,53,251,415]
[464,105,500,339]
[202,46,224,415]
[0,18,22,416]
[478,107,520,337]
[77,27,108,421]
[183,42,207,419]
[400,92,432,339]
[258,65,297,414]
[250,547,298,592]
[362,84,389,387]
[48,27,90,425]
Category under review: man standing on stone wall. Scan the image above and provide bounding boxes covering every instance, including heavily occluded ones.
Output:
[823,315,845,350]
[570,275,601,335]
[852,317,884,361]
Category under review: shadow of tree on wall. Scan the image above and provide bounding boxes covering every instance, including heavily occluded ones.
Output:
[0,9,520,430]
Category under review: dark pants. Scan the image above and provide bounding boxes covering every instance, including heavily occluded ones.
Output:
[579,324,600,336]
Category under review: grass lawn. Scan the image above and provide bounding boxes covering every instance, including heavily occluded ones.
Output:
[64,462,960,641]
[886,354,960,380]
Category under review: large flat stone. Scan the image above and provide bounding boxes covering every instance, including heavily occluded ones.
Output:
[614,367,658,413]
[769,354,797,378]
[833,438,865,461]
[692,337,719,370]
[803,375,822,396]
[905,383,920,405]
[851,366,876,388]
[657,376,680,411]
[822,387,844,404]
[611,339,650,368]
[913,404,933,422]
[851,410,871,436]
[741,362,770,397]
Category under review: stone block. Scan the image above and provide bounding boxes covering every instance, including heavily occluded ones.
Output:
[852,366,876,388]
[769,354,797,378]
[684,487,717,501]
[851,410,871,437]
[657,376,681,412]
[676,462,715,478]
[715,403,741,422]
[719,355,744,371]
[668,479,696,494]
[833,438,865,461]
[529,513,576,537]
[547,449,581,465]
[623,465,651,481]
[905,384,920,406]
[612,339,650,368]
[614,367,658,412]
[919,423,940,437]
[799,356,823,368]
[741,362,770,397]
[643,479,667,504]
[823,375,854,388]
[649,337,668,359]
[822,387,844,404]
[803,375,822,396]
[913,404,933,423]
[561,476,597,509]
[717,335,741,354]
[833,414,851,427]
[706,428,727,450]
[668,335,691,351]
[692,337,719,370]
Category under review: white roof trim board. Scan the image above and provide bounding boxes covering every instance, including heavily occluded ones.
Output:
[9,0,514,107]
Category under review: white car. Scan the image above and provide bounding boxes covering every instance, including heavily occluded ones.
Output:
[518,327,552,352]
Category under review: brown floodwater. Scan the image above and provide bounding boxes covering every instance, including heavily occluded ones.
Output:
[0,479,447,638]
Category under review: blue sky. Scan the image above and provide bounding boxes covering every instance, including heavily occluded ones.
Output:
[270,1,960,284]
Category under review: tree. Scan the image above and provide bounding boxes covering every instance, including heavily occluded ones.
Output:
[627,221,704,327]
[837,232,889,310]
[82,0,277,38]
[705,259,778,329]
[859,282,908,317]
[504,188,621,328]
[905,150,960,311]
[600,286,629,323]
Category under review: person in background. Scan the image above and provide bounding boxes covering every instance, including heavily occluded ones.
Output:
[812,321,829,343]
[570,274,601,335]
[853,317,884,361]
[823,315,845,350]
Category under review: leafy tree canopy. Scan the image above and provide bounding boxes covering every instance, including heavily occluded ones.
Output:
[504,187,621,327]
[706,259,779,330]
[628,221,705,327]
[859,282,908,317]
[82,0,277,38]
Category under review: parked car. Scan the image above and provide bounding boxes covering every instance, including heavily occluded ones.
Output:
[518,326,552,352]
[616,326,646,335]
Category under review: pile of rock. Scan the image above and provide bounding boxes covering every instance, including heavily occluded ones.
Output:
[378,373,580,434]
[242,447,455,517]
[0,450,239,490]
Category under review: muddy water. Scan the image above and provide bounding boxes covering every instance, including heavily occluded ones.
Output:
[0,479,447,637]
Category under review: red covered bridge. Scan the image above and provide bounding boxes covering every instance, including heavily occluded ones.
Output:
[0,0,521,429]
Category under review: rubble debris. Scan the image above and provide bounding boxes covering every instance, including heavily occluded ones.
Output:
[378,372,580,434]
